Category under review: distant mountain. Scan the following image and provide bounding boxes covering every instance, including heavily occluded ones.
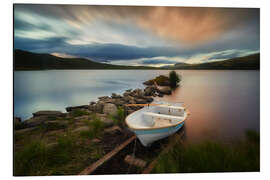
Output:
[14,49,260,70]
[14,49,156,70]
[172,53,260,70]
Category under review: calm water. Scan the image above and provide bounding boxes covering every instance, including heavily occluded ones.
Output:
[14,70,259,142]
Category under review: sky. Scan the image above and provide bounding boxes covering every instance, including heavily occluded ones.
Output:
[14,4,260,67]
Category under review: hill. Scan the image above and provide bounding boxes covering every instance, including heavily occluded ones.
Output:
[172,53,260,70]
[14,50,156,70]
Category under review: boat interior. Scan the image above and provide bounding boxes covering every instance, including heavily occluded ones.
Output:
[127,103,187,129]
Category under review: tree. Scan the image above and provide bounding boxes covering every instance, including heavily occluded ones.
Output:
[169,70,181,88]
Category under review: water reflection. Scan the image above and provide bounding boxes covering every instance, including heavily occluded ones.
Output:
[14,70,259,142]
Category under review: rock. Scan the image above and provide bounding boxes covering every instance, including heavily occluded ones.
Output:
[103,103,118,115]
[66,105,89,112]
[133,89,144,98]
[90,101,96,105]
[123,95,133,103]
[72,126,89,133]
[23,116,50,128]
[14,117,21,124]
[135,98,147,104]
[129,99,136,104]
[126,89,132,92]
[32,110,64,117]
[144,86,156,96]
[143,96,154,103]
[143,75,170,86]
[111,93,122,99]
[124,155,147,168]
[158,87,172,95]
[95,102,105,113]
[88,104,96,111]
[101,118,114,128]
[74,115,90,121]
[98,96,109,100]
[113,99,126,106]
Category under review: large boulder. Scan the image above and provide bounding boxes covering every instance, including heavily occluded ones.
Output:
[32,110,64,117]
[95,102,105,113]
[111,93,122,99]
[113,99,126,106]
[158,87,172,95]
[103,103,118,115]
[66,105,89,112]
[23,116,50,128]
[143,75,170,86]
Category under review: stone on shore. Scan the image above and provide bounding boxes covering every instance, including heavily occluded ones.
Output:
[158,86,172,95]
[143,75,170,86]
[144,86,156,96]
[32,110,64,117]
[103,103,118,115]
[66,105,89,112]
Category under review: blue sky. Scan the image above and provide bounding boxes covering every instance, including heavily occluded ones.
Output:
[14,5,259,67]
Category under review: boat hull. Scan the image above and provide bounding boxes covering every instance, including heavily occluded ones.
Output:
[133,122,184,146]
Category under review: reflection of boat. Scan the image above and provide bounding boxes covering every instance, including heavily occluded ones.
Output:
[125,101,189,146]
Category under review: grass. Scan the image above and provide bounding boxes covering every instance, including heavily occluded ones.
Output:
[152,130,260,173]
[80,115,104,139]
[109,106,125,126]
[14,132,104,176]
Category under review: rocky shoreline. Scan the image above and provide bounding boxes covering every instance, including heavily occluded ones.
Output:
[14,75,173,131]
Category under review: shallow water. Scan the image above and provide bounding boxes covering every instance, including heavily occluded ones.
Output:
[14,70,259,142]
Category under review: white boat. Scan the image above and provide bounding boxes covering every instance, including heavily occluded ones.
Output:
[125,101,189,146]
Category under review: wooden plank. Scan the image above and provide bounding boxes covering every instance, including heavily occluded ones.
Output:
[79,135,136,175]
[142,131,185,174]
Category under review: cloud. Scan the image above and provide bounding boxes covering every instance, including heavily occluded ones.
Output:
[14,5,259,46]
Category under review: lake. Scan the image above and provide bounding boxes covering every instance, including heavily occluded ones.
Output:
[14,70,259,142]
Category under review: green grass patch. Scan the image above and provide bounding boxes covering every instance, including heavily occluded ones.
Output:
[80,115,104,139]
[14,132,105,176]
[109,107,125,126]
[152,130,260,173]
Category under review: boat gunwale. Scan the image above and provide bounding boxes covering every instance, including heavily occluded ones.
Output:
[125,107,189,131]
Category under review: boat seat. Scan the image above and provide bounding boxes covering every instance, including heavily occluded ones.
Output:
[143,112,184,125]
[159,105,185,110]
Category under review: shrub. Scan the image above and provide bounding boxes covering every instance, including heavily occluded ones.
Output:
[169,70,181,88]
[14,141,48,176]
[109,107,125,125]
